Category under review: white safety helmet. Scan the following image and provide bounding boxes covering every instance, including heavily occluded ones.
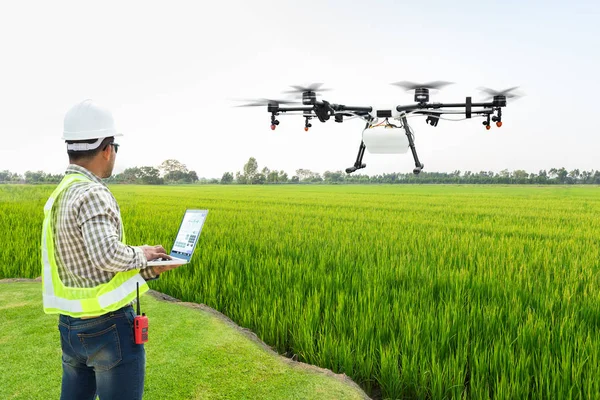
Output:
[62,99,123,151]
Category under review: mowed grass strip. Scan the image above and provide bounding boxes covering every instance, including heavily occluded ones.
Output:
[1,184,600,398]
[0,281,368,400]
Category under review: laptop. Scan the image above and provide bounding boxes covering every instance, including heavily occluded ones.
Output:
[147,209,209,266]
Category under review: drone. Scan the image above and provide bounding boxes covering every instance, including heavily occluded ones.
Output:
[237,82,522,174]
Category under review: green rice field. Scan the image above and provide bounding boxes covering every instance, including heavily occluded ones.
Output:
[1,184,600,399]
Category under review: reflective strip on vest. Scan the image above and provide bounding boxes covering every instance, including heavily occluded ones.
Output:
[98,274,147,308]
[42,173,148,317]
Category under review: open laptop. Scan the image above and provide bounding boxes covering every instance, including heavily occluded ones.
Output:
[147,209,209,266]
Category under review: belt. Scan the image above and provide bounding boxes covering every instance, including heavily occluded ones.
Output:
[62,304,133,320]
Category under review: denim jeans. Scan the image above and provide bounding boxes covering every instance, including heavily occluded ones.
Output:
[58,305,145,400]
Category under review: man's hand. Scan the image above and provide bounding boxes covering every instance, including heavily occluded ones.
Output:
[141,245,170,261]
[140,245,187,276]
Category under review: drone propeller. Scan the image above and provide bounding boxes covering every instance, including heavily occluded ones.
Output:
[283,83,333,105]
[392,81,454,103]
[283,83,332,95]
[234,98,299,107]
[477,86,524,100]
[391,81,454,91]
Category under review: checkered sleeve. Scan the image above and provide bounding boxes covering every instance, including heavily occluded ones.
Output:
[139,256,159,280]
[77,185,154,276]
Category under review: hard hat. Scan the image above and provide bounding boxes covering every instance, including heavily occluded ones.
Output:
[62,100,122,150]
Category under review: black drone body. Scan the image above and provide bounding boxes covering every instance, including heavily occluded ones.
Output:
[238,82,521,175]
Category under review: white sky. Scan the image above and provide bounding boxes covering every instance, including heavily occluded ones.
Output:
[1,0,598,178]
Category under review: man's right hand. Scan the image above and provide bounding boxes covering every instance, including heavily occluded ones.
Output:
[140,245,187,276]
[141,245,170,261]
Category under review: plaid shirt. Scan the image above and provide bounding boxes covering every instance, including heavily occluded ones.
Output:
[52,164,156,288]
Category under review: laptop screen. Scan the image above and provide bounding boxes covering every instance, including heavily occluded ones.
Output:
[170,209,208,260]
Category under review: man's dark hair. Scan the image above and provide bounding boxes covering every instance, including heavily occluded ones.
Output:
[67,136,114,163]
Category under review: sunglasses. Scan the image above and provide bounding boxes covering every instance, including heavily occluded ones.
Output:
[106,142,120,153]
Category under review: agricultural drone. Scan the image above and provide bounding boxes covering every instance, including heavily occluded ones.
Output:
[237,82,521,174]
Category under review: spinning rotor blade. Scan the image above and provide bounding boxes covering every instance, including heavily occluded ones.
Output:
[234,98,299,107]
[391,81,454,91]
[477,86,524,100]
[283,83,332,94]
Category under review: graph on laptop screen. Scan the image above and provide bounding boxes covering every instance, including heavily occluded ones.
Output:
[171,210,208,258]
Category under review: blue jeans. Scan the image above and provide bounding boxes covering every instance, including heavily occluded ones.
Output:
[58,305,145,400]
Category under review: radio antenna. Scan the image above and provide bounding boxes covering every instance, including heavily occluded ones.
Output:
[136,282,141,315]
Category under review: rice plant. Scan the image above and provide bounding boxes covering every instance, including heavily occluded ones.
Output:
[2,184,599,399]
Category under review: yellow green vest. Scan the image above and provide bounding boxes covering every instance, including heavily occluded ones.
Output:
[41,173,148,317]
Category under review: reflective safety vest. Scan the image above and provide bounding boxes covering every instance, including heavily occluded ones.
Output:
[42,173,148,317]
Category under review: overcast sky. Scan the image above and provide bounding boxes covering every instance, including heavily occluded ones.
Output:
[1,0,598,178]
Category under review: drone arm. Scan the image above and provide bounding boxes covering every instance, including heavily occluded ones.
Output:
[331,104,373,113]
[412,109,494,116]
[275,106,315,113]
[396,104,421,113]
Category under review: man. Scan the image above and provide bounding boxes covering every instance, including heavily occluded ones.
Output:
[41,99,185,400]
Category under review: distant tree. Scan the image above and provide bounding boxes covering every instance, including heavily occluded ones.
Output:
[382,172,400,183]
[296,169,321,182]
[252,173,266,184]
[323,170,344,183]
[0,170,10,182]
[221,172,234,184]
[235,171,247,184]
[581,170,593,183]
[556,167,568,184]
[243,157,259,184]
[291,175,299,183]
[267,170,279,183]
[117,167,142,184]
[0,170,23,183]
[164,170,187,182]
[187,171,199,183]
[162,169,198,183]
[139,166,163,185]
[24,171,49,184]
[295,169,311,181]
[310,173,323,183]
[569,169,580,181]
[159,159,188,176]
[278,171,288,183]
[513,170,529,183]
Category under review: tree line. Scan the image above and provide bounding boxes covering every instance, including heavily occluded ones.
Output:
[0,160,198,185]
[2,157,600,185]
[222,158,600,185]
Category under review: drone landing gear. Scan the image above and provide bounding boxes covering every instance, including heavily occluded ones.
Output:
[400,114,424,175]
[346,141,367,174]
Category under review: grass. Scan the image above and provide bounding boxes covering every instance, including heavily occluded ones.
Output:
[0,281,367,400]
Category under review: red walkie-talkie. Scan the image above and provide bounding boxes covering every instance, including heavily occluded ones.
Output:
[134,283,148,344]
